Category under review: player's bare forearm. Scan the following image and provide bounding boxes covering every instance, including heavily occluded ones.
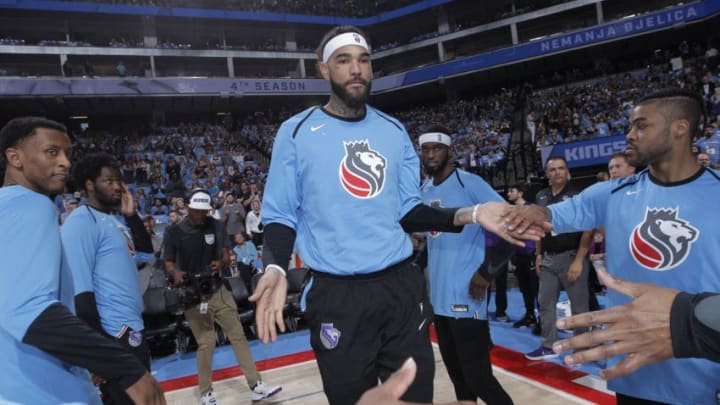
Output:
[453,205,475,226]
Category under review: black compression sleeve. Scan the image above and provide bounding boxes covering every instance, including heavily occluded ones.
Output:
[23,303,147,390]
[476,240,514,280]
[671,292,720,362]
[74,291,103,334]
[124,213,153,254]
[262,222,297,270]
[400,204,463,233]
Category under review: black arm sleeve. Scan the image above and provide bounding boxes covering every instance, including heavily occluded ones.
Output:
[124,213,153,254]
[74,291,103,334]
[671,292,720,362]
[400,204,463,234]
[23,303,147,389]
[476,239,514,280]
[262,222,297,270]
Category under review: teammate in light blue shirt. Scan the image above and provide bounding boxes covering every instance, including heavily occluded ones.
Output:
[504,89,720,405]
[62,154,147,338]
[63,152,155,404]
[1,184,101,404]
[0,117,164,405]
[63,209,145,335]
[418,126,513,404]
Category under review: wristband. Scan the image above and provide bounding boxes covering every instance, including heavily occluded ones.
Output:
[266,264,287,277]
[471,204,480,225]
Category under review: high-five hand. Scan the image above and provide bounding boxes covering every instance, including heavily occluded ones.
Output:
[249,267,288,343]
[552,268,678,379]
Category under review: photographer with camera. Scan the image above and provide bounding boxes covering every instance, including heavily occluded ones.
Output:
[163,189,281,405]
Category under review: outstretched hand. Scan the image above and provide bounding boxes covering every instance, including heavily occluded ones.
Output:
[552,268,679,379]
[249,268,288,344]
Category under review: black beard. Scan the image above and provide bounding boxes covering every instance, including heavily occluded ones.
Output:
[95,192,122,210]
[95,188,121,210]
[423,155,450,176]
[331,78,371,109]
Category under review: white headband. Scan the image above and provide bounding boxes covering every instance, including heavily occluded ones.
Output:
[419,132,452,147]
[322,32,370,63]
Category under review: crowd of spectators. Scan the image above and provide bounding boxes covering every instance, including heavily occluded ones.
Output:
[48,38,720,226]
[529,42,720,150]
[60,121,267,229]
[395,91,514,185]
[54,84,518,225]
[56,47,720,215]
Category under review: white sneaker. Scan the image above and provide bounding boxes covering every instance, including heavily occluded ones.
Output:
[250,380,282,402]
[201,389,219,405]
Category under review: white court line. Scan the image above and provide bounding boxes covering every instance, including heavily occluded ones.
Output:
[492,365,606,405]
[166,347,613,404]
[573,374,613,395]
[163,358,319,394]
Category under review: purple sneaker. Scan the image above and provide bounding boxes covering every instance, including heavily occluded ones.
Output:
[525,346,559,360]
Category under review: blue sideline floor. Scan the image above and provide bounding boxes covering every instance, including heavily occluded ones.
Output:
[151,288,609,382]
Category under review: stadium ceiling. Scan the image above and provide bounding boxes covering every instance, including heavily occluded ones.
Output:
[0,0,716,122]
[1,18,709,123]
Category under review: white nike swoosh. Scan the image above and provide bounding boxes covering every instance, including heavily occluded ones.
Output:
[310,124,325,132]
[626,190,640,195]
[418,319,427,331]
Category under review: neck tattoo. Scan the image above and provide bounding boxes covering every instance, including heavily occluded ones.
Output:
[326,97,365,119]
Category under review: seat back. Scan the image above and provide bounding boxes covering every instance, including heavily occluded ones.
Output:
[224,277,250,304]
[286,267,310,294]
[143,287,177,315]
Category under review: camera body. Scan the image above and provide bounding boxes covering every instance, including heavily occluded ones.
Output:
[174,266,223,308]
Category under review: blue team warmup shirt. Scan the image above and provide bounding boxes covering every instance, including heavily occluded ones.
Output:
[549,168,720,405]
[62,206,144,336]
[421,169,504,319]
[0,185,99,404]
[263,106,421,275]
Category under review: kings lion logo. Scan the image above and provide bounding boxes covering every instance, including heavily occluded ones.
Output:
[629,208,699,271]
[320,323,341,349]
[339,140,387,199]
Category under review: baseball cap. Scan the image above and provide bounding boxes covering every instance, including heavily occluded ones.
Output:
[188,190,213,210]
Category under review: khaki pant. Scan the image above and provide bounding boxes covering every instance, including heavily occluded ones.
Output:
[184,286,260,395]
